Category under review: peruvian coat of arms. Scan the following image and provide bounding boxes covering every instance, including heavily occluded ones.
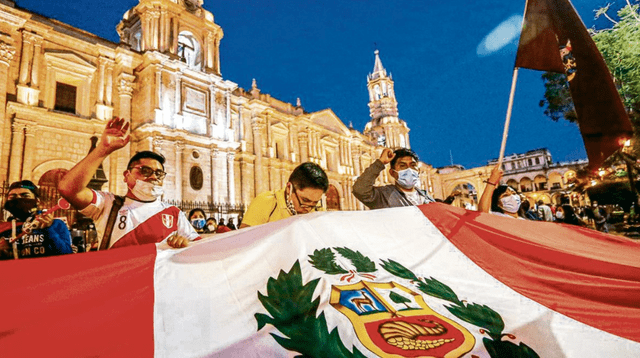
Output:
[255,247,540,358]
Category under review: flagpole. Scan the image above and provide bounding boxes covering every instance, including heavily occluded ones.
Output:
[497,67,520,169]
[497,0,531,169]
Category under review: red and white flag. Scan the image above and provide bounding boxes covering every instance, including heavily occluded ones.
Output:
[3,204,640,357]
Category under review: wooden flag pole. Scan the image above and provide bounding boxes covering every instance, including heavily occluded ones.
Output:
[497,66,520,169]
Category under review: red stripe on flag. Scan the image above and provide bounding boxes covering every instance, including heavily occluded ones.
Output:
[1,244,157,357]
[420,203,640,343]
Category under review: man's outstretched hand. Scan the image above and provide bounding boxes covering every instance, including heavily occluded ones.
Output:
[98,117,130,155]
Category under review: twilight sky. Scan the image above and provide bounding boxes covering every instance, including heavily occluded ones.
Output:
[16,0,620,168]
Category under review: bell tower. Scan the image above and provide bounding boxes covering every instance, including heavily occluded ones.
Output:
[364,50,410,149]
[116,0,223,75]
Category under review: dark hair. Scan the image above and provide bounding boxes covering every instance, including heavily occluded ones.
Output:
[390,148,419,169]
[206,217,217,225]
[288,162,329,192]
[188,208,206,220]
[127,151,166,170]
[491,184,511,213]
[8,180,39,198]
[519,198,531,217]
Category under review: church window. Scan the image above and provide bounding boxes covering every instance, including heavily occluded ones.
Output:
[527,158,532,166]
[177,32,202,70]
[382,83,388,97]
[535,157,540,165]
[131,31,142,52]
[54,82,77,114]
[374,85,381,100]
[190,166,204,190]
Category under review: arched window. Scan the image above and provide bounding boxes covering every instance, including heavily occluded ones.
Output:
[131,31,142,51]
[177,32,202,70]
[374,85,381,100]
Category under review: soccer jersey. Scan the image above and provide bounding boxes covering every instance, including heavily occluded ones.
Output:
[80,190,199,249]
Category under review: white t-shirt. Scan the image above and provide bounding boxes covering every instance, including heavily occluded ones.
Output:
[404,190,423,206]
[80,190,199,249]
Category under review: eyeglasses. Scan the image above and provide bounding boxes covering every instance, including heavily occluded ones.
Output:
[293,188,321,209]
[130,165,166,180]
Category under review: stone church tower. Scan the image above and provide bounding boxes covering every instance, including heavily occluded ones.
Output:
[0,0,440,221]
[363,50,410,150]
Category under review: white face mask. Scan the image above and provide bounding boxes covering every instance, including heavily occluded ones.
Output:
[556,211,564,220]
[395,168,419,189]
[130,179,163,201]
[500,194,521,213]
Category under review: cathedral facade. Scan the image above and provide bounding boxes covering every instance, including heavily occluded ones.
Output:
[0,0,436,220]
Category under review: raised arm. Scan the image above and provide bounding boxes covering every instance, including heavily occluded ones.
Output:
[58,118,130,210]
[352,148,394,206]
[478,165,502,213]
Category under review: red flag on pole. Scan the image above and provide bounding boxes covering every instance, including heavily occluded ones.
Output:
[515,0,633,170]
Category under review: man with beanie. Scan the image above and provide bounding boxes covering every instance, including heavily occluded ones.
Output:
[0,180,72,259]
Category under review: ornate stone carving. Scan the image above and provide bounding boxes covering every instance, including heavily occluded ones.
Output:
[118,78,134,96]
[0,42,16,66]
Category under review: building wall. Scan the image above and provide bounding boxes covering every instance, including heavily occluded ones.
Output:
[0,0,414,217]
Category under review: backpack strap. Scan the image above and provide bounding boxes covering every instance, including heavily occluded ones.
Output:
[99,195,125,251]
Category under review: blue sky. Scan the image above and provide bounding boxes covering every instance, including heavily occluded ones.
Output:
[16,0,620,168]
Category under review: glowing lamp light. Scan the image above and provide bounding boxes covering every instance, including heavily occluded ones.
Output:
[591,180,598,186]
[598,169,606,176]
[625,139,632,147]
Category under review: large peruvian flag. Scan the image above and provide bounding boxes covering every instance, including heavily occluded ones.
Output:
[3,203,640,357]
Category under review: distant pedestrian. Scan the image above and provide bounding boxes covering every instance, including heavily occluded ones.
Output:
[537,200,553,222]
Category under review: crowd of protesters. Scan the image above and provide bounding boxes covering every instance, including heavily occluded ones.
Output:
[479,165,611,231]
[0,118,617,260]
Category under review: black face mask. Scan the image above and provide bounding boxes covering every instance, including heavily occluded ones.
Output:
[4,198,38,221]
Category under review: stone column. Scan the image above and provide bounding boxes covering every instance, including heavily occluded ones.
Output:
[97,59,106,105]
[159,10,167,52]
[174,142,184,202]
[219,151,229,203]
[105,61,114,106]
[30,37,42,89]
[117,73,134,119]
[0,41,16,181]
[8,122,25,183]
[251,118,265,194]
[141,13,151,51]
[239,159,252,204]
[171,16,178,55]
[298,135,308,163]
[206,32,214,70]
[227,152,235,204]
[18,32,33,85]
[150,10,160,50]
[22,124,37,180]
[352,147,361,176]
[211,148,220,203]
